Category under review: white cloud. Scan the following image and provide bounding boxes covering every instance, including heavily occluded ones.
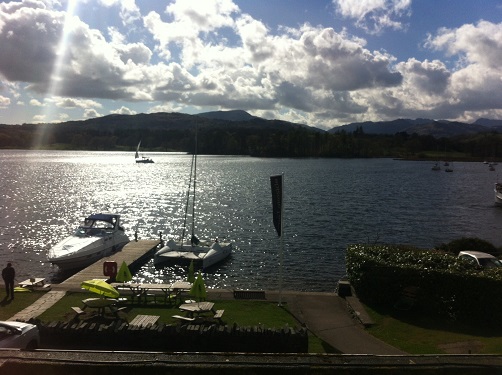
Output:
[1,0,500,129]
[332,0,412,34]
[84,108,101,118]
[0,95,10,107]
[110,105,136,115]
[51,97,103,109]
[96,0,140,25]
[29,98,43,106]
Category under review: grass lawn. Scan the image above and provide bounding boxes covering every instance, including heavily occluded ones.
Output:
[363,303,502,354]
[0,291,47,320]
[17,291,329,353]
[14,290,502,354]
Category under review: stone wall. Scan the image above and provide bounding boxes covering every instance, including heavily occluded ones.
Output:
[39,320,308,353]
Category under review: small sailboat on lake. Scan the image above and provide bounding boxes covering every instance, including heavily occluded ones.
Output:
[135,140,154,163]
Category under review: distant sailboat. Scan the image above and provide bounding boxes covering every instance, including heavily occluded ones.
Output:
[135,141,154,163]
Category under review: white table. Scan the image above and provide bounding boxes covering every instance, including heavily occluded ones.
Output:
[179,301,215,318]
[19,278,47,289]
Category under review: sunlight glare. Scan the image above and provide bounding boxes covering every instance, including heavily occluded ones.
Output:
[33,0,80,148]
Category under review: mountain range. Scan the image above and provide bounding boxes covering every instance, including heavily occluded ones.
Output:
[199,111,502,138]
[6,110,502,138]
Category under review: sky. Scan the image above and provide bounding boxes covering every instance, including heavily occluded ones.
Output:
[0,0,501,130]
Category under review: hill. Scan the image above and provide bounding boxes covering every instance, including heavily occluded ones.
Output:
[329,118,494,138]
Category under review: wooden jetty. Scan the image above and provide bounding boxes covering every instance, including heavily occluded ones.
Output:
[52,239,160,291]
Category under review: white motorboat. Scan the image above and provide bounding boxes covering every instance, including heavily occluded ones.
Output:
[495,183,502,205]
[135,140,154,163]
[48,213,130,270]
[154,127,232,270]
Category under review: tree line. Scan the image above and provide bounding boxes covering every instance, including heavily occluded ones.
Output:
[1,122,501,159]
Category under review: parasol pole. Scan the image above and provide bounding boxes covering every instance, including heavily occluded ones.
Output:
[279,173,284,306]
[270,173,284,307]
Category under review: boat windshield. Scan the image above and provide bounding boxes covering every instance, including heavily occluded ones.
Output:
[74,219,115,237]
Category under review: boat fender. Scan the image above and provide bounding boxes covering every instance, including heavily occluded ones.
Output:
[103,261,117,278]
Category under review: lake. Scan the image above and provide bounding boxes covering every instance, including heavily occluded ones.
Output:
[1,150,501,292]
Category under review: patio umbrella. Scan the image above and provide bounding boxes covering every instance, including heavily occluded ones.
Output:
[190,272,206,303]
[187,260,195,283]
[14,287,31,293]
[81,279,120,298]
[115,261,132,283]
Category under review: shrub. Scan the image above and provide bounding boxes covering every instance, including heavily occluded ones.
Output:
[346,243,502,322]
[435,237,499,256]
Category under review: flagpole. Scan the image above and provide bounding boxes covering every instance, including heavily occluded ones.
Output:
[270,173,284,307]
[278,172,284,307]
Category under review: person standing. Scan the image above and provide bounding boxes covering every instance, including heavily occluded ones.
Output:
[2,263,15,300]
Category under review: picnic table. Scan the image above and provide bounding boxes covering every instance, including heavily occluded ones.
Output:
[19,277,49,290]
[179,301,215,318]
[81,298,122,318]
[129,314,160,328]
[113,281,192,305]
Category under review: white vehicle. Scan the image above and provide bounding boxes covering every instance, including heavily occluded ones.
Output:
[458,251,502,269]
[48,213,130,270]
[0,321,40,350]
[494,183,502,205]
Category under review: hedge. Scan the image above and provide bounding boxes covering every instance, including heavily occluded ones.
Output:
[346,244,502,322]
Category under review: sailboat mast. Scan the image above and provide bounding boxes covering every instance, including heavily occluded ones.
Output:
[191,126,198,242]
[180,153,195,244]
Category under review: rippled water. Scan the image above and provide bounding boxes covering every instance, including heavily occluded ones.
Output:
[1,150,501,292]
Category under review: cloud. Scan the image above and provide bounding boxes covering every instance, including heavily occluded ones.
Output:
[111,105,136,115]
[84,108,102,118]
[29,98,43,106]
[332,0,412,34]
[96,0,141,25]
[3,0,499,129]
[423,20,502,117]
[52,97,103,109]
[0,95,10,107]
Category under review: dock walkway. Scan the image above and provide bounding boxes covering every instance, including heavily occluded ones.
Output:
[9,239,159,322]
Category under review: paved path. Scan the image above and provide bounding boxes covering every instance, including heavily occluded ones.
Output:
[8,291,66,322]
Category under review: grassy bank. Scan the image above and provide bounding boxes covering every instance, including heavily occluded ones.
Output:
[363,303,502,354]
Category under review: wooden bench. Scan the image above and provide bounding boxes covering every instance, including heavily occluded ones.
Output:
[71,306,86,320]
[129,314,160,328]
[172,315,196,322]
[213,309,225,323]
[233,290,266,300]
[394,286,420,311]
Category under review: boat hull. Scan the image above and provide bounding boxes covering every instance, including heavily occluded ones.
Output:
[48,235,129,270]
[135,158,154,163]
[495,183,502,205]
[154,240,232,269]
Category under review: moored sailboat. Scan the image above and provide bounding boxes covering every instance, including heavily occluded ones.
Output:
[154,128,232,269]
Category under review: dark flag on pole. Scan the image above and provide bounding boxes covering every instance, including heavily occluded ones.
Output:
[270,174,283,237]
